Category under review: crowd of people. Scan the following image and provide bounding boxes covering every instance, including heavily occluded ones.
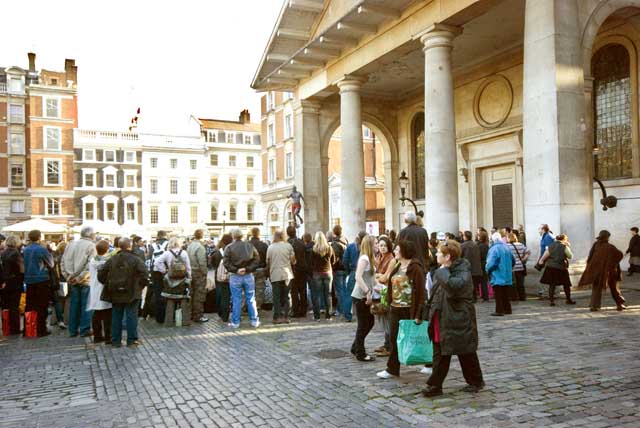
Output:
[0,214,634,395]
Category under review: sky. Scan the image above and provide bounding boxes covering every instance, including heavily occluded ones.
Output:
[1,0,283,134]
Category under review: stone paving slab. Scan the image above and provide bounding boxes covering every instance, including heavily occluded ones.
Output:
[1,287,639,428]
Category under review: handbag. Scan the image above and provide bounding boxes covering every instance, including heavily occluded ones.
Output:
[510,243,527,276]
[397,320,432,365]
[24,311,38,337]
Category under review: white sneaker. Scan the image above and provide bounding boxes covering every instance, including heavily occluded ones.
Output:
[251,321,261,328]
[377,370,394,379]
[227,323,240,329]
[58,322,67,329]
[420,367,433,375]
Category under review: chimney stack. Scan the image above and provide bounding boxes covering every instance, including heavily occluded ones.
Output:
[239,109,251,124]
[28,52,36,71]
[64,59,77,85]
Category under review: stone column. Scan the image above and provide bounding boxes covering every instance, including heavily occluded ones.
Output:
[337,76,366,241]
[293,99,325,235]
[419,24,461,235]
[384,160,400,232]
[522,0,593,261]
[321,156,330,232]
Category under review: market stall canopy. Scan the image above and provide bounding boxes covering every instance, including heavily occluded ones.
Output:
[2,218,68,234]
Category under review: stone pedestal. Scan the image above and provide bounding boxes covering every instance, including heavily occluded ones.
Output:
[522,0,593,260]
[419,24,461,235]
[337,76,366,241]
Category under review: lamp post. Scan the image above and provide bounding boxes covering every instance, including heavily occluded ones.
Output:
[399,171,424,218]
[222,211,227,233]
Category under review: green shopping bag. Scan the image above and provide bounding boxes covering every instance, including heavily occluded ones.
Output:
[397,319,432,365]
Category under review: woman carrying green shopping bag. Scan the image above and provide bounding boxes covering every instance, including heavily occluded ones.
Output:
[376,240,426,379]
[422,240,485,397]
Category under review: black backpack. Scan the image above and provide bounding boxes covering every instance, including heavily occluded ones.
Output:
[105,254,136,304]
[330,240,346,271]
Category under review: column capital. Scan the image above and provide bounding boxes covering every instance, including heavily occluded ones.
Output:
[336,75,366,94]
[293,99,322,115]
[415,23,462,51]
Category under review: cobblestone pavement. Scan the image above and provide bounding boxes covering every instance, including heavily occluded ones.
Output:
[1,285,639,428]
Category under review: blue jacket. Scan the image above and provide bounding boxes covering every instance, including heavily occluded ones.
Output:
[342,242,360,273]
[485,241,515,286]
[539,232,554,259]
[23,243,54,285]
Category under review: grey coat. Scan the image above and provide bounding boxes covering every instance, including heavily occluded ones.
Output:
[424,258,479,356]
[461,240,483,277]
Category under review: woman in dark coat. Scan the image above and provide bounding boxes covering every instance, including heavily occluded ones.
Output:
[539,234,576,306]
[422,240,484,397]
[211,234,233,322]
[0,235,24,334]
[579,230,626,312]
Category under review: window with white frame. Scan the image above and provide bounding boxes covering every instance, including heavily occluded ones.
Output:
[210,204,218,221]
[9,104,24,123]
[268,158,276,183]
[229,203,237,221]
[104,150,115,162]
[190,179,198,195]
[244,134,251,144]
[125,151,136,163]
[363,126,372,138]
[229,177,237,192]
[45,160,61,185]
[170,179,178,194]
[45,98,60,118]
[105,202,116,221]
[9,132,25,155]
[247,202,255,221]
[284,91,294,101]
[83,149,95,161]
[190,159,197,170]
[10,200,25,214]
[210,154,218,166]
[125,172,136,188]
[126,203,136,221]
[268,123,275,146]
[285,114,293,139]
[247,177,254,192]
[150,206,159,224]
[170,159,177,169]
[8,77,23,94]
[246,156,254,168]
[104,171,116,188]
[46,198,60,216]
[210,176,218,191]
[226,132,234,144]
[286,152,294,178]
[84,202,95,221]
[190,205,198,223]
[10,164,24,187]
[267,91,275,110]
[150,157,158,168]
[83,170,95,187]
[44,127,61,151]
[150,178,158,194]
[207,131,217,143]
[170,206,179,224]
[229,155,236,167]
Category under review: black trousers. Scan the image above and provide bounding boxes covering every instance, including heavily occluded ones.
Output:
[351,297,375,360]
[92,308,112,342]
[290,270,307,317]
[590,276,625,309]
[1,279,22,334]
[479,273,489,301]
[427,343,484,389]
[217,282,230,322]
[513,271,526,301]
[471,275,482,302]
[493,286,512,315]
[549,284,572,302]
[25,281,50,336]
[386,307,411,376]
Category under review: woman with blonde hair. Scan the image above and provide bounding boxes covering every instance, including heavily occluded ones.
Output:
[350,234,377,361]
[310,231,336,321]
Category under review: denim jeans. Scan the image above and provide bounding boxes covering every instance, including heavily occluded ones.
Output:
[69,285,93,336]
[271,280,291,320]
[342,271,356,321]
[311,274,333,320]
[111,300,139,345]
[229,274,259,325]
[332,271,346,316]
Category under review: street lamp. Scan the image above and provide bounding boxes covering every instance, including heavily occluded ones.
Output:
[399,171,424,218]
[222,211,227,233]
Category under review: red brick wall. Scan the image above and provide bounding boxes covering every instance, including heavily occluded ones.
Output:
[276,146,284,180]
[262,154,268,185]
[0,158,7,187]
[275,110,283,143]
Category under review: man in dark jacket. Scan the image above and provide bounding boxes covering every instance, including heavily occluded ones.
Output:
[329,225,348,316]
[249,227,269,309]
[224,228,261,328]
[625,227,640,275]
[98,238,148,348]
[397,212,429,266]
[461,231,483,303]
[287,226,308,318]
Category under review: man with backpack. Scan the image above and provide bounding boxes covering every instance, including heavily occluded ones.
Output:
[149,231,169,323]
[98,238,148,347]
[154,238,192,326]
[329,225,348,317]
[187,229,208,323]
[249,227,269,310]
[223,228,261,328]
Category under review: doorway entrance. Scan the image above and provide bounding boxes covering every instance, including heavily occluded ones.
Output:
[482,164,517,229]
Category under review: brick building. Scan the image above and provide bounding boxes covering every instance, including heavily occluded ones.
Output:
[0,53,77,228]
